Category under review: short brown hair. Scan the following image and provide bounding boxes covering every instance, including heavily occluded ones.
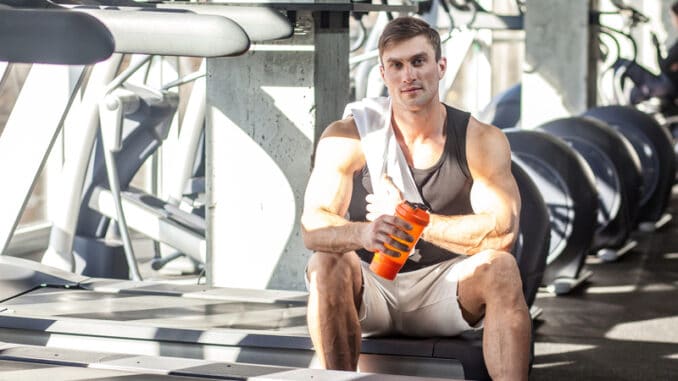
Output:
[378,17,442,63]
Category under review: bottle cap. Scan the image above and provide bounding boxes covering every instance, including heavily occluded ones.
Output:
[397,201,430,226]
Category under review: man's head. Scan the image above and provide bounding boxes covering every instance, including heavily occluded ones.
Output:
[377,17,446,111]
[378,16,442,64]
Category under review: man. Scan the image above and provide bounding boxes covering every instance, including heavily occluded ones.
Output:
[613,1,678,104]
[301,16,529,381]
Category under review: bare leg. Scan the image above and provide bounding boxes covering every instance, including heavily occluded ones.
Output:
[306,251,364,370]
[457,250,531,381]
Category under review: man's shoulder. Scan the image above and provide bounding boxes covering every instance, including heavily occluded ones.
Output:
[316,117,365,173]
[322,116,360,140]
[466,116,503,141]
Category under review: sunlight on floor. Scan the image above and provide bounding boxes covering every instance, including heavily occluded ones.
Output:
[532,360,575,369]
[535,342,596,357]
[606,316,678,344]
[584,285,636,294]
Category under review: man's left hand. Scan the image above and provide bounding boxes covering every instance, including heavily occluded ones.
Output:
[365,175,404,221]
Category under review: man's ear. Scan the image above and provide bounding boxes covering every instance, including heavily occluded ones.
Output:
[438,57,447,79]
[379,64,385,80]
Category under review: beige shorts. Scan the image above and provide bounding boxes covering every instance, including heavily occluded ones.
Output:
[306,256,483,338]
[359,257,483,337]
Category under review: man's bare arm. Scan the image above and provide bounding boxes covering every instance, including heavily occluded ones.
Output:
[301,119,412,256]
[421,118,520,255]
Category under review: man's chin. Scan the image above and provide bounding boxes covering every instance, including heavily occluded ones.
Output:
[394,97,429,110]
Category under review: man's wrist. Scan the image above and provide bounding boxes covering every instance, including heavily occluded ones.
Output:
[422,213,434,241]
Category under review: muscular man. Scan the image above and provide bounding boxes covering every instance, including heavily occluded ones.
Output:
[301,16,529,381]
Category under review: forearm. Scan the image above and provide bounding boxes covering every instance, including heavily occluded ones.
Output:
[422,213,517,256]
[301,211,367,254]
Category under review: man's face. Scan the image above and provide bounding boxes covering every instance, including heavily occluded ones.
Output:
[380,35,446,112]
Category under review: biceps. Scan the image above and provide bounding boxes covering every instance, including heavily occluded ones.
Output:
[469,174,520,229]
[303,168,353,221]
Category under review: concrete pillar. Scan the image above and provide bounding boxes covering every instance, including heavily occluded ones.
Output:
[523,0,599,128]
[206,10,349,291]
[659,0,677,44]
[490,0,524,97]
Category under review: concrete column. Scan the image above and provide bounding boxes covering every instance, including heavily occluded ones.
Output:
[490,0,524,97]
[206,10,349,291]
[523,0,599,128]
[659,0,677,43]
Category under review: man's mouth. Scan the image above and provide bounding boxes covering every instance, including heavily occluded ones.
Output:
[401,86,422,93]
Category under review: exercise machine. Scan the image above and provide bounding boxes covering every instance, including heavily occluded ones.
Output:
[505,129,598,295]
[536,116,643,262]
[583,106,675,231]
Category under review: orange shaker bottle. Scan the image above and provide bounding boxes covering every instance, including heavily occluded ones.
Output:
[369,201,430,280]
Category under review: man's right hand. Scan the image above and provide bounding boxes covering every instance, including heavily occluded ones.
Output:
[360,214,414,258]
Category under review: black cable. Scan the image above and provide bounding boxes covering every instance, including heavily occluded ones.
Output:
[598,28,622,65]
[600,24,638,65]
[514,0,526,15]
[599,37,611,62]
[350,18,367,53]
[438,0,455,32]
[379,0,394,21]
[464,0,478,29]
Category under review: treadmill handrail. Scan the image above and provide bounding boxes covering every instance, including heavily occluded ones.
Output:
[0,7,114,64]
[84,3,295,42]
[72,7,251,57]
[155,4,294,42]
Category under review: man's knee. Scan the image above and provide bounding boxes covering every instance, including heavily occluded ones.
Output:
[473,250,524,304]
[307,251,362,297]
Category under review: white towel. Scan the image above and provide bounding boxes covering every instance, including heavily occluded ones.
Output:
[343,96,424,204]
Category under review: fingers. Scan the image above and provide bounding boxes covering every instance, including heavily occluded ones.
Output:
[368,215,414,257]
[381,214,413,234]
[365,177,402,220]
[365,194,397,221]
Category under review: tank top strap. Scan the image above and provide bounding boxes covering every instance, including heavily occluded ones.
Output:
[445,104,472,179]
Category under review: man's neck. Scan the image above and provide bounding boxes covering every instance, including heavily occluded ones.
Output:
[391,101,446,143]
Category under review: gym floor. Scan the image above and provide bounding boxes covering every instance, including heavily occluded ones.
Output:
[530,187,678,380]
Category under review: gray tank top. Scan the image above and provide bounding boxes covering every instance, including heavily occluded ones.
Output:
[348,104,473,271]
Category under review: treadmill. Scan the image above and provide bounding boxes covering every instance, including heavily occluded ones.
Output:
[0,3,473,381]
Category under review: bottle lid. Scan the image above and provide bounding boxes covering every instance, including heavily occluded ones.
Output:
[397,201,430,226]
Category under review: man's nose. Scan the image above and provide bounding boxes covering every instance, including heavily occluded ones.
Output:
[402,64,415,82]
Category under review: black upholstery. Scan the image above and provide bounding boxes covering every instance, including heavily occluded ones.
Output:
[583,105,676,223]
[510,161,550,307]
[505,129,598,286]
[538,117,643,251]
[479,83,521,129]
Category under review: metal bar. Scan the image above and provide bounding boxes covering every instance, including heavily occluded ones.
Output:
[71,8,250,57]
